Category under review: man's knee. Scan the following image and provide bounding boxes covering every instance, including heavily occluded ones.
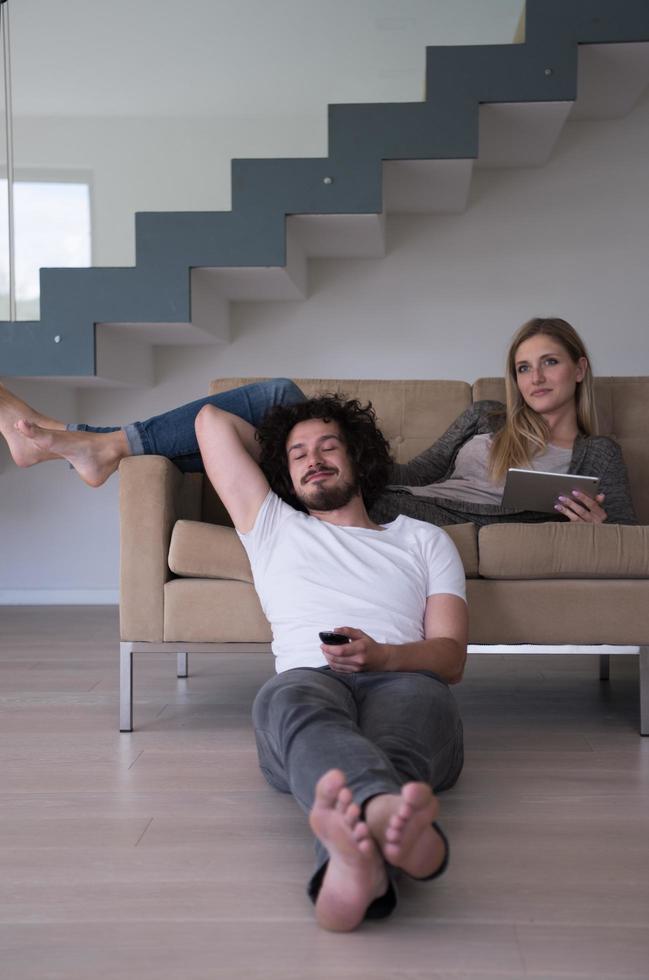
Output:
[269,378,304,407]
[194,403,217,439]
[365,671,461,750]
[386,670,455,709]
[434,720,464,792]
[418,676,462,741]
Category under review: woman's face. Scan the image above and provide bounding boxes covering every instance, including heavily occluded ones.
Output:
[514,334,587,418]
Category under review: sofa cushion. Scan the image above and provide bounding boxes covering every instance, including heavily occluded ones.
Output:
[164,579,271,642]
[169,520,254,582]
[466,578,649,645]
[478,523,649,579]
[443,523,479,578]
[169,518,479,580]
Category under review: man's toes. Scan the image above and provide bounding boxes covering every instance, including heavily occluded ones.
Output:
[315,769,347,806]
[342,802,360,828]
[386,805,410,835]
[352,819,369,843]
[401,782,435,811]
[385,824,401,844]
[335,786,353,813]
[357,837,375,858]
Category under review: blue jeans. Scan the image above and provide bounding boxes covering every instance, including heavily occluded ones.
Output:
[252,666,464,918]
[68,378,305,472]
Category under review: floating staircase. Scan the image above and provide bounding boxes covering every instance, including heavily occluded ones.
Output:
[1,0,649,385]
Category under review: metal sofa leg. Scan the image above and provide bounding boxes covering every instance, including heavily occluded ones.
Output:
[640,646,648,737]
[177,651,189,678]
[120,642,134,733]
[599,654,610,682]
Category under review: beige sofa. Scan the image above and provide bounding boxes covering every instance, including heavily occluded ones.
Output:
[119,377,649,734]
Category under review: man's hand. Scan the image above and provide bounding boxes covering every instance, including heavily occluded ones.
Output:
[321,628,389,673]
[320,594,468,682]
[555,490,607,524]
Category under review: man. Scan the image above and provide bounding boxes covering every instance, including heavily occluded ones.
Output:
[194,393,467,932]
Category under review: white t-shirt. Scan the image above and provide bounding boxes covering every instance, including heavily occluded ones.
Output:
[238,491,467,673]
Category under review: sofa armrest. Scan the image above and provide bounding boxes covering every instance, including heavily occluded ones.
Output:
[119,456,203,642]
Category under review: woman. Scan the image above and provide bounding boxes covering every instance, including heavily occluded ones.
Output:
[0,317,636,525]
[371,317,636,526]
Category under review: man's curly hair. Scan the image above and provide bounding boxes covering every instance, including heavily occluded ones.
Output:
[255,393,393,512]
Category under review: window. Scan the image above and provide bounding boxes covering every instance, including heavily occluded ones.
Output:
[0,177,92,320]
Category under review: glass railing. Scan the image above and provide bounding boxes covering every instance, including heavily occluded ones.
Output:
[0,0,523,321]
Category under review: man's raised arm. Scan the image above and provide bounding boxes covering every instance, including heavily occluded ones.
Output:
[194,405,270,534]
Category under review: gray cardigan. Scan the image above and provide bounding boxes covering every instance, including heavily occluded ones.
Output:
[371,401,637,527]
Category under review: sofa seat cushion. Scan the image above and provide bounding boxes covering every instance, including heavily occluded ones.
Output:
[479,523,649,579]
[169,518,479,580]
[466,578,649,644]
[164,579,271,642]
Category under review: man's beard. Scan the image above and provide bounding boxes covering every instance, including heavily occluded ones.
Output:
[295,475,359,513]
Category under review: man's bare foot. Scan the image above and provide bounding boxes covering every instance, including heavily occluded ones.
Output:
[309,769,389,932]
[365,783,446,880]
[15,420,129,488]
[0,383,65,466]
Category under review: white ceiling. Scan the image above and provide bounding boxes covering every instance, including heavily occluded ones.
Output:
[8,0,524,118]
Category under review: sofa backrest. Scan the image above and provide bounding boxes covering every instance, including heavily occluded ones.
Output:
[296,379,472,463]
[208,378,472,463]
[474,377,649,524]
[208,376,648,525]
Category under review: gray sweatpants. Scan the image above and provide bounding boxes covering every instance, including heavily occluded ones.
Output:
[252,666,464,917]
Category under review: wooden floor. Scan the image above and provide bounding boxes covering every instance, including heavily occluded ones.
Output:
[1,607,648,980]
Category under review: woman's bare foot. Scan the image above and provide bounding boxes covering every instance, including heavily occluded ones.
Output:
[309,769,389,932]
[15,420,129,487]
[365,783,446,879]
[0,382,66,466]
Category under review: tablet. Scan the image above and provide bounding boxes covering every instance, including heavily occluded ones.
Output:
[501,469,600,514]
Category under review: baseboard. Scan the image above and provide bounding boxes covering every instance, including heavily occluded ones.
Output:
[0,590,119,605]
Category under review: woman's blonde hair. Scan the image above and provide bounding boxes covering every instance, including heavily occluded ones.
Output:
[489,317,598,482]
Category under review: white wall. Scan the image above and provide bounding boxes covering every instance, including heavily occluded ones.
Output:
[13,115,327,269]
[2,6,648,602]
